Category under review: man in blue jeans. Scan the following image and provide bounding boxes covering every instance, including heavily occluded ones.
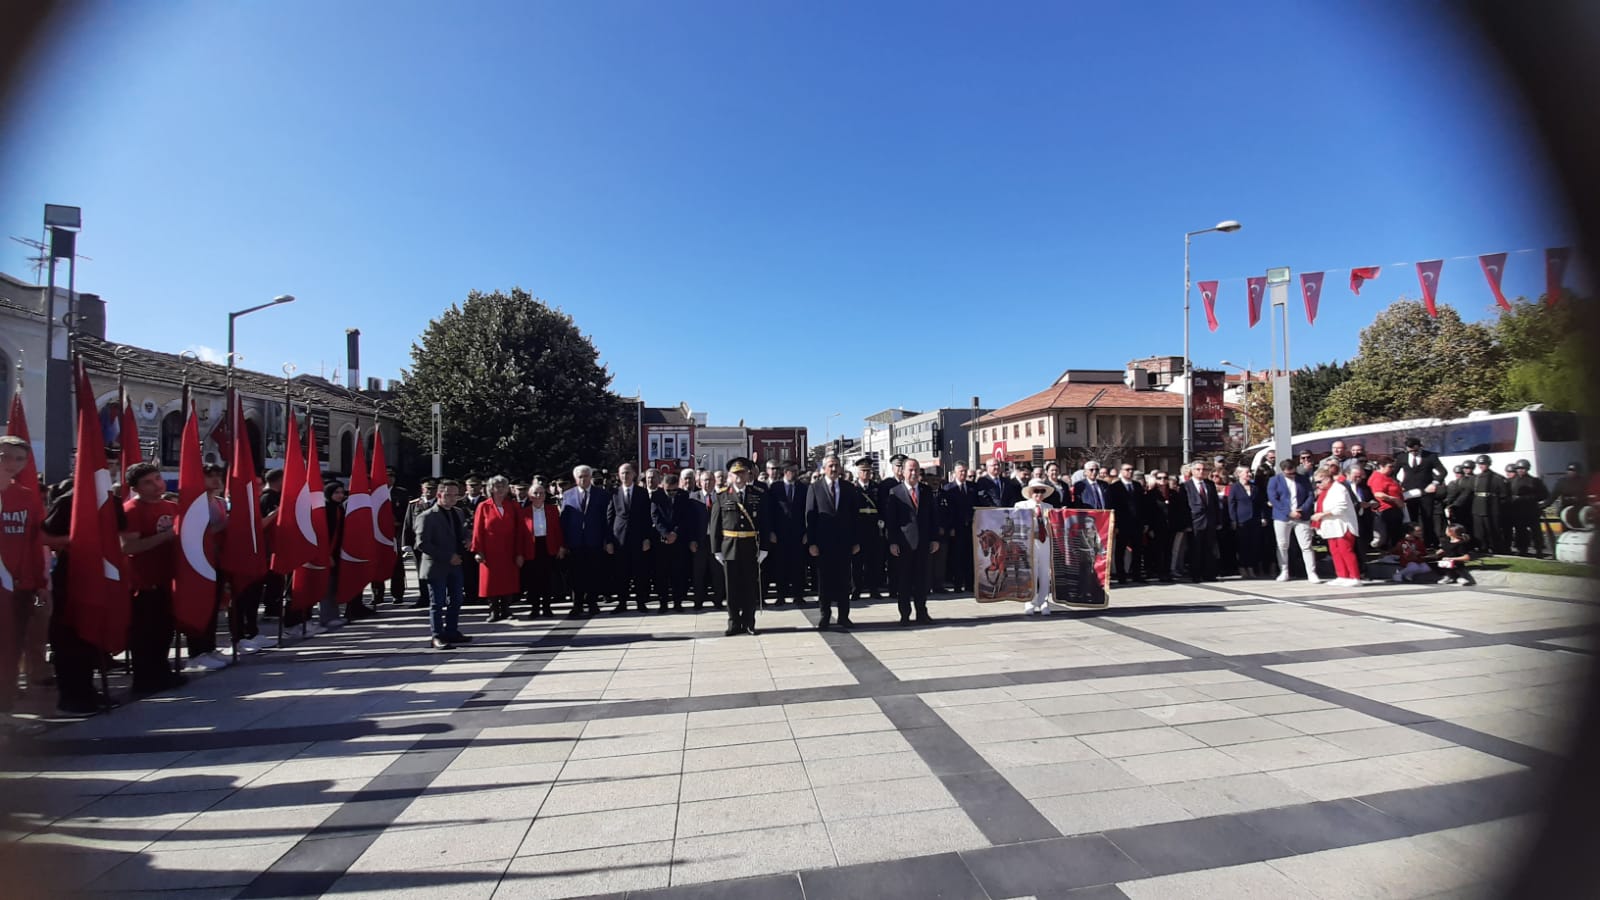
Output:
[416,479,472,649]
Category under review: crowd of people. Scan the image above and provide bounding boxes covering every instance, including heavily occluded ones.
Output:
[2,426,1592,720]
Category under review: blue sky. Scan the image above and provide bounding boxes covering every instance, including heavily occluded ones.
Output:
[0,0,1574,448]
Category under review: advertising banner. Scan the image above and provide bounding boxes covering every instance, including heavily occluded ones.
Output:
[1191,369,1226,455]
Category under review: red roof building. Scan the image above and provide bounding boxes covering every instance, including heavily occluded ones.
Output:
[969,368,1188,472]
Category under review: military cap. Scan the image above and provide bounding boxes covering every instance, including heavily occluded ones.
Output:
[727,456,754,474]
[854,457,874,468]
[889,453,909,465]
[1515,459,1531,470]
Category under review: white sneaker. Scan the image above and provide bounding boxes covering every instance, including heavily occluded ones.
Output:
[236,639,260,653]
[1437,576,1455,585]
[1275,572,1290,582]
[1039,604,1052,615]
[1023,606,1037,616]
[1306,577,1324,585]
[187,654,225,671]
[206,651,235,667]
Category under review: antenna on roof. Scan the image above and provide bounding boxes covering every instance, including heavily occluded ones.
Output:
[8,235,91,283]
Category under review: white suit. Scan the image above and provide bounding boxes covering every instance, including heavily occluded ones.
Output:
[1014,498,1054,614]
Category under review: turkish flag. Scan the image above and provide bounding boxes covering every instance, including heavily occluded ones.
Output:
[7,391,42,516]
[63,362,130,656]
[1198,281,1220,332]
[369,429,397,576]
[1246,276,1266,328]
[336,434,376,602]
[1546,247,1570,306]
[1479,253,1511,311]
[171,403,218,636]
[270,413,314,575]
[119,386,141,488]
[1350,266,1382,295]
[1415,260,1444,317]
[221,392,267,591]
[1300,272,1326,325]
[289,424,331,613]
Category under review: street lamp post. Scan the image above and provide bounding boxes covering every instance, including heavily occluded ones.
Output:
[226,294,296,374]
[1183,221,1241,462]
[1220,360,1253,447]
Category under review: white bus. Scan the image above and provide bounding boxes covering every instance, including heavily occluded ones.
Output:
[1243,407,1585,487]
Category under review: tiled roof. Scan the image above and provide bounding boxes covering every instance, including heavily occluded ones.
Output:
[76,335,391,417]
[975,382,1185,424]
[641,406,692,427]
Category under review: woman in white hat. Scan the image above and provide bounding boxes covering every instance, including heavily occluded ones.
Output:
[1015,478,1055,615]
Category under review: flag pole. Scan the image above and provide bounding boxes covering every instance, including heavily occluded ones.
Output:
[173,351,197,676]
[281,363,296,646]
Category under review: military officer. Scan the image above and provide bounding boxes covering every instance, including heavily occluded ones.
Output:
[711,458,765,636]
[852,457,885,601]
[878,454,908,598]
[1463,454,1510,554]
[1507,460,1550,557]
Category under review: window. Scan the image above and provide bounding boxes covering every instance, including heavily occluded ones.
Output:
[1037,419,1045,436]
[1025,421,1032,437]
[1531,411,1579,443]
[338,430,355,476]
[1063,418,1077,435]
[159,410,184,466]
[1443,419,1517,455]
[1012,424,1020,439]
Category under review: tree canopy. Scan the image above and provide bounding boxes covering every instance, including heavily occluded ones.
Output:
[396,288,634,479]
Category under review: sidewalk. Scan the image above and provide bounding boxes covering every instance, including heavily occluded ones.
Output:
[0,574,1592,899]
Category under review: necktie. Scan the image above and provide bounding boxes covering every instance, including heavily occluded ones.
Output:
[831,481,838,508]
[581,490,588,513]
[910,486,919,510]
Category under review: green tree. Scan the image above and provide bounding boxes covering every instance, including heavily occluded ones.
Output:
[397,288,634,479]
[1290,361,1353,433]
[1316,299,1505,429]
[1492,296,1593,415]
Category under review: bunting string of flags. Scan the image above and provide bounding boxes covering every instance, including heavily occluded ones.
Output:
[1195,246,1574,330]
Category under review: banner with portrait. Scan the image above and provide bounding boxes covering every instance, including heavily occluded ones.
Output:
[1046,508,1114,609]
[971,507,1037,602]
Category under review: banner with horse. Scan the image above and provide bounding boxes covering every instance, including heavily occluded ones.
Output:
[972,508,1038,602]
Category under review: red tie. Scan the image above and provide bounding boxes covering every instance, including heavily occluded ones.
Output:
[910,487,918,510]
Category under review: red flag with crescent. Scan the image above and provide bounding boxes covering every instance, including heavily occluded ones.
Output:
[1546,247,1570,306]
[1197,281,1219,332]
[221,393,268,591]
[369,429,397,576]
[1479,253,1511,311]
[1415,259,1444,318]
[171,403,218,636]
[63,362,130,655]
[289,424,331,612]
[1300,272,1326,325]
[1350,266,1381,295]
[270,413,313,575]
[118,385,141,488]
[1246,276,1266,328]
[336,434,376,602]
[7,391,42,517]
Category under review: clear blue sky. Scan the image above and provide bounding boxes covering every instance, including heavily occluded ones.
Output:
[0,0,1575,448]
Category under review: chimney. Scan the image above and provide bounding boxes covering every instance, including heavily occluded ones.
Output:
[345,328,360,390]
[365,376,381,391]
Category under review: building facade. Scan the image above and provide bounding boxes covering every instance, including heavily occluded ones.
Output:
[638,402,696,474]
[970,368,1186,473]
[888,406,993,477]
[747,426,808,466]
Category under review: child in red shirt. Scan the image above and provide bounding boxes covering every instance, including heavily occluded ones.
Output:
[1392,523,1431,582]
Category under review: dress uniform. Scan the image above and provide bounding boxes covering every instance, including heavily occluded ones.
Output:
[852,458,885,601]
[1464,455,1510,554]
[711,458,765,636]
[1507,460,1549,557]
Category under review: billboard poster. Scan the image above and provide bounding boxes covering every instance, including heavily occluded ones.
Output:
[1046,508,1114,609]
[1191,369,1226,455]
[972,507,1037,602]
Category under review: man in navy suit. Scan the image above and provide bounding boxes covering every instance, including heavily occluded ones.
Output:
[805,454,860,628]
[1073,461,1112,510]
[1267,458,1320,583]
[941,462,979,592]
[607,462,654,613]
[762,462,808,605]
[975,456,1020,508]
[650,471,699,612]
[1184,459,1223,582]
[885,458,942,625]
[1107,462,1145,583]
[559,465,613,617]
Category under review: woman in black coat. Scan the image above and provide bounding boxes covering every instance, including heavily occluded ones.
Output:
[1226,467,1269,578]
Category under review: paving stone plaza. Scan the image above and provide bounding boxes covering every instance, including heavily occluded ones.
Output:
[2,576,1592,899]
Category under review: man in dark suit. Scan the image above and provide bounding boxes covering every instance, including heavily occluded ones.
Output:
[559,465,613,617]
[416,480,470,649]
[649,471,698,611]
[877,454,908,606]
[1073,461,1112,510]
[1107,462,1145,583]
[941,462,978,592]
[606,461,654,613]
[401,479,437,609]
[1399,437,1449,548]
[975,456,1020,508]
[1184,459,1223,582]
[762,462,808,605]
[806,454,859,628]
[852,457,886,601]
[884,458,942,625]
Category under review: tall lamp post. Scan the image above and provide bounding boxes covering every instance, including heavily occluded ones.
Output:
[1183,221,1241,463]
[1219,360,1253,447]
[227,294,296,373]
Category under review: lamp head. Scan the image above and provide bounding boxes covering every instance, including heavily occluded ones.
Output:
[273,294,296,304]
[1215,220,1242,233]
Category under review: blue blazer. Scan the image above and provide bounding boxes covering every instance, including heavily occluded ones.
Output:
[1227,481,1267,527]
[1267,473,1316,522]
[560,485,613,550]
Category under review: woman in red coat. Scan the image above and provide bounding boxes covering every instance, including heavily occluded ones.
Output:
[471,475,524,622]
[520,478,566,617]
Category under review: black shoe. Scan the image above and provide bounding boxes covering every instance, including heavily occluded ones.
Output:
[899,617,912,626]
[724,626,742,636]
[612,603,628,614]
[713,601,725,609]
[837,617,854,629]
[55,699,102,717]
[817,617,832,630]
[674,601,684,611]
[916,614,935,624]
[694,601,704,610]
[747,627,760,636]
[446,632,473,643]
[567,610,585,620]
[431,637,455,650]
[410,601,429,609]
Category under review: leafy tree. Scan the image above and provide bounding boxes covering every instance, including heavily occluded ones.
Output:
[1315,300,1504,429]
[397,288,634,479]
[1492,296,1594,415]
[1290,362,1353,433]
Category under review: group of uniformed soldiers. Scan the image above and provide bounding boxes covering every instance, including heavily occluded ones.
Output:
[1439,455,1555,557]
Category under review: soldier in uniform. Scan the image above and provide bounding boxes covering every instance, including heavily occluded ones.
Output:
[711,457,765,636]
[1507,460,1550,557]
[1463,455,1510,554]
[852,457,885,601]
